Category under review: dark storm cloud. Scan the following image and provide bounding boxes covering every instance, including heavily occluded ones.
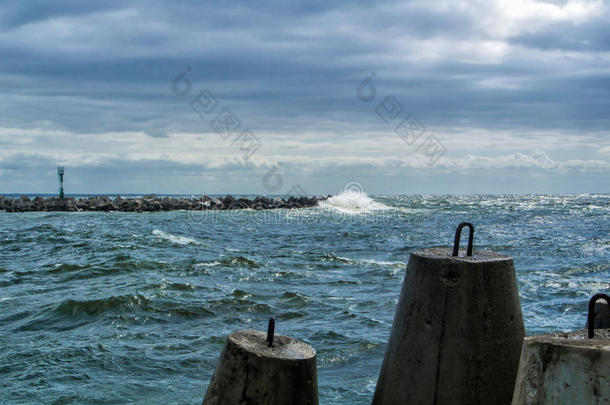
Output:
[0,0,116,29]
[510,18,610,52]
[0,0,608,193]
[1,0,607,134]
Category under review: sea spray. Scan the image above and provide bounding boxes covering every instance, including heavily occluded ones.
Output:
[318,190,392,214]
[152,229,202,245]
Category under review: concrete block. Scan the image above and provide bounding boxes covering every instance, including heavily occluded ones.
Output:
[373,247,525,405]
[203,329,318,405]
[512,330,610,405]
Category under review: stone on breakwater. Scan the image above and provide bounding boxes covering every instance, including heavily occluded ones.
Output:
[0,195,323,212]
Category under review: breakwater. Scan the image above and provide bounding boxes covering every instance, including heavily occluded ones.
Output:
[0,194,324,212]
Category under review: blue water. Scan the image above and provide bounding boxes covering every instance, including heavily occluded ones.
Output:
[1,193,608,404]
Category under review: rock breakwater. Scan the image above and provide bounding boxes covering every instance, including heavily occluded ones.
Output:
[0,195,324,212]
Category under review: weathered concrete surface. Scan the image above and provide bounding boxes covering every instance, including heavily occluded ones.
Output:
[512,330,610,405]
[373,247,525,405]
[203,330,318,405]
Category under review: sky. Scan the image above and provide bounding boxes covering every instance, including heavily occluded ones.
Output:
[0,0,608,195]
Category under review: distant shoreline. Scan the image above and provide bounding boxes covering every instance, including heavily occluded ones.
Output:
[0,194,326,212]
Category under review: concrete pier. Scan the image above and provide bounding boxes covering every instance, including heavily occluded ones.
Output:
[373,247,525,404]
[203,329,318,405]
[512,330,610,404]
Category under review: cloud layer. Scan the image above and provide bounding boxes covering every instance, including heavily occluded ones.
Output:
[0,0,608,194]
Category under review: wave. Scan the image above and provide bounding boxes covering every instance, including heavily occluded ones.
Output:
[320,253,356,263]
[222,256,260,267]
[152,229,201,245]
[318,191,392,214]
[158,279,198,291]
[46,263,92,274]
[0,274,20,287]
[359,258,406,267]
[300,252,405,268]
[54,294,216,319]
[280,291,311,306]
[195,261,222,267]
[43,257,169,280]
[208,298,272,314]
[55,294,153,316]
[195,256,261,268]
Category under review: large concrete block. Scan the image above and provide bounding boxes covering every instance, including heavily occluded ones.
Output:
[512,330,610,405]
[203,329,318,405]
[373,247,525,404]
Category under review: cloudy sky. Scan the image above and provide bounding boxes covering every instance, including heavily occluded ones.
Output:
[0,0,608,195]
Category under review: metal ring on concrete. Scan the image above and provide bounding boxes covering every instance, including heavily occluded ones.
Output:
[452,222,474,257]
[588,293,610,338]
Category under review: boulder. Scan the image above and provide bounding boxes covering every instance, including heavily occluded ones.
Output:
[150,201,163,211]
[96,199,113,211]
[161,197,176,211]
[237,198,253,209]
[209,197,222,209]
[113,196,123,209]
[222,195,237,209]
[178,198,191,210]
[120,199,137,212]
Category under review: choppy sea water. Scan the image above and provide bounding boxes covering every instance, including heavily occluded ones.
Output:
[0,193,608,404]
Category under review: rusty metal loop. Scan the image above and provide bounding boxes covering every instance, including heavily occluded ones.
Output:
[587,293,609,338]
[267,317,275,347]
[452,222,474,257]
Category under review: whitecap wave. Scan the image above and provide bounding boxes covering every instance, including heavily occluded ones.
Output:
[195,261,222,267]
[318,191,392,214]
[359,259,406,267]
[152,229,201,245]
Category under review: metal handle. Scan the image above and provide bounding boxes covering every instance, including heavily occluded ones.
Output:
[452,222,474,257]
[267,317,275,347]
[587,293,609,338]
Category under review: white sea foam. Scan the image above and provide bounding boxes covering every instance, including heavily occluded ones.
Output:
[328,255,406,267]
[318,191,392,214]
[195,261,222,267]
[334,255,357,263]
[359,259,406,267]
[152,229,201,245]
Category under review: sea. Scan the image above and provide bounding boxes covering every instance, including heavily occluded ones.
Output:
[1,193,608,404]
